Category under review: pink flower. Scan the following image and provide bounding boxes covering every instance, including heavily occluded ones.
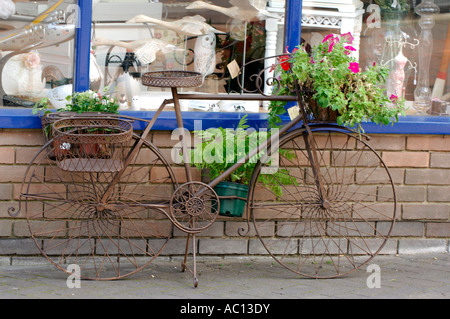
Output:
[340,32,354,44]
[322,34,334,43]
[344,45,356,55]
[390,94,398,103]
[348,62,360,73]
[328,42,336,53]
[327,37,339,53]
[310,57,315,64]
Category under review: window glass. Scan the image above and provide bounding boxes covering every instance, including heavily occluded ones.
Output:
[299,0,449,117]
[90,0,286,113]
[0,0,76,108]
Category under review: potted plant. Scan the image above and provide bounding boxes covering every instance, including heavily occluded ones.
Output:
[189,115,297,217]
[34,89,120,137]
[268,32,405,133]
[33,89,120,157]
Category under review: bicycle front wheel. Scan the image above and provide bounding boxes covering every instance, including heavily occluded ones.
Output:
[248,126,397,279]
[22,135,176,280]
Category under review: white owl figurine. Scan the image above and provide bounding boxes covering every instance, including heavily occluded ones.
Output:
[194,32,216,78]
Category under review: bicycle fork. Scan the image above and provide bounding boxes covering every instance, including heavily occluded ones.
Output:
[303,124,331,209]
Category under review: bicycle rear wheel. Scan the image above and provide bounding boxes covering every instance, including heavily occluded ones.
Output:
[21,135,176,280]
[248,126,397,278]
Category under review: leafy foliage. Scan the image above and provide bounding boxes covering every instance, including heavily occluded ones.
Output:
[269,32,405,133]
[33,89,120,138]
[374,0,410,11]
[33,89,120,116]
[189,115,298,196]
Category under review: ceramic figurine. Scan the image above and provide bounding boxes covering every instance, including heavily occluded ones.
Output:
[194,32,216,78]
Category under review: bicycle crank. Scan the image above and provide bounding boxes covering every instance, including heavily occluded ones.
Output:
[169,181,220,234]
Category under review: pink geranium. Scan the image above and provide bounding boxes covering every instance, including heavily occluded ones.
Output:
[344,46,356,55]
[322,34,334,43]
[390,94,398,103]
[340,32,355,44]
[348,62,360,73]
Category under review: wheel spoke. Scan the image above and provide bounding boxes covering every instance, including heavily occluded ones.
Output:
[250,128,396,278]
[24,135,175,280]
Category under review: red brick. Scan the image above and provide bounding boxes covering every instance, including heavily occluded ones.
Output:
[430,153,450,168]
[402,204,449,220]
[0,185,13,200]
[0,131,44,146]
[15,147,42,164]
[382,151,429,168]
[378,221,424,236]
[0,166,28,182]
[426,223,450,237]
[405,169,450,185]
[407,136,450,151]
[428,186,450,202]
[0,148,14,164]
[362,135,406,151]
[0,220,12,237]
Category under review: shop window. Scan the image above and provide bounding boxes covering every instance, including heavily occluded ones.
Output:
[88,0,286,113]
[0,0,448,120]
[299,0,449,117]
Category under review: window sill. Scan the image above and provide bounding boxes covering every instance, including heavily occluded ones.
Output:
[0,108,449,135]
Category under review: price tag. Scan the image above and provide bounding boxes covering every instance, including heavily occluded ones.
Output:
[288,105,300,120]
[227,60,241,79]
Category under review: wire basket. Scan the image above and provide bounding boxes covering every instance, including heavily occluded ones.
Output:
[52,117,133,172]
[300,88,339,123]
[142,70,203,88]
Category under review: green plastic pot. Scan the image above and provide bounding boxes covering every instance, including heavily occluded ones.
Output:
[213,181,249,217]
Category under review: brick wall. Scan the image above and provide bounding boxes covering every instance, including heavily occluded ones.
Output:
[0,129,449,265]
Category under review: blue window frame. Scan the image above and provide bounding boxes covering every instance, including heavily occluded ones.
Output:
[1,0,449,135]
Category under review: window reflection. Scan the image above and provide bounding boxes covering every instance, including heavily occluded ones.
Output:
[0,0,76,108]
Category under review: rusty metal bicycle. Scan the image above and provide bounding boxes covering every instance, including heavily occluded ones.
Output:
[11,57,396,287]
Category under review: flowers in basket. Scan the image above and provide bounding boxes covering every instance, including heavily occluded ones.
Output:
[269,32,405,133]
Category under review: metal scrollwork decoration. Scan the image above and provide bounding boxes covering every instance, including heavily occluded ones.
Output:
[235,54,294,97]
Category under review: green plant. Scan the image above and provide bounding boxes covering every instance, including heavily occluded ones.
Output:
[269,32,405,133]
[189,115,297,196]
[33,89,120,138]
[374,0,410,11]
[33,89,120,116]
[64,90,120,114]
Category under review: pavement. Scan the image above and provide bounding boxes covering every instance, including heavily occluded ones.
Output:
[0,254,448,301]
